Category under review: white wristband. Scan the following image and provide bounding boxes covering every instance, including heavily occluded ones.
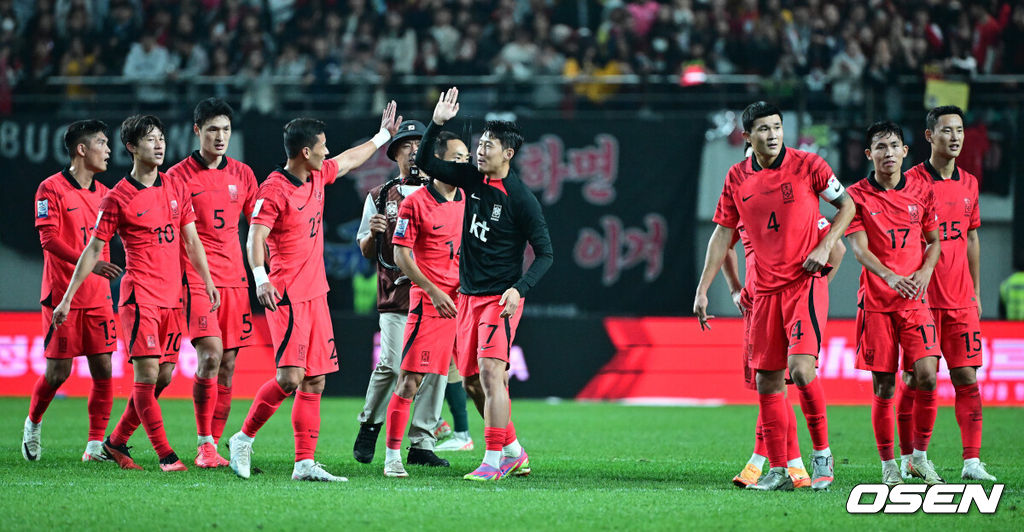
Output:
[371,128,391,149]
[253,266,269,287]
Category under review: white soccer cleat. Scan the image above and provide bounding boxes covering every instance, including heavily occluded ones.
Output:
[882,461,902,486]
[909,456,944,485]
[22,417,40,462]
[962,459,997,481]
[228,432,253,479]
[292,459,347,482]
[384,459,409,478]
[435,432,474,452]
[900,457,912,480]
[82,440,109,462]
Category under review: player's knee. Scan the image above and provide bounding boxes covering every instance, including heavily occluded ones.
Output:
[915,371,938,391]
[44,370,70,388]
[872,373,896,398]
[949,367,977,387]
[790,367,814,387]
[87,356,113,379]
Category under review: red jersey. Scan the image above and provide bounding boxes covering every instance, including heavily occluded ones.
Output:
[845,172,938,312]
[906,161,981,309]
[35,169,112,309]
[251,159,338,303]
[94,174,196,307]
[392,183,464,316]
[713,146,836,294]
[167,152,258,288]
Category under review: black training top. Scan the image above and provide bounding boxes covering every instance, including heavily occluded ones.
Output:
[416,121,554,297]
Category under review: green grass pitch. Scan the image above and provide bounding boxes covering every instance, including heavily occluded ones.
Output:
[1,397,1021,530]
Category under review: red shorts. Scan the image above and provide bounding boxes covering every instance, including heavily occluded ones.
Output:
[932,307,984,368]
[399,297,457,375]
[740,288,756,391]
[187,285,256,351]
[455,294,525,378]
[42,305,117,359]
[267,294,338,377]
[855,308,939,373]
[120,303,186,363]
[749,275,829,371]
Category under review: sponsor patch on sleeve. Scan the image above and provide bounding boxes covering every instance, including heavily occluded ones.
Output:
[36,199,48,218]
[252,198,264,219]
[394,218,409,238]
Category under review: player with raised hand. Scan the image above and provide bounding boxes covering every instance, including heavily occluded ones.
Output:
[228,102,402,482]
[694,102,855,491]
[416,88,554,481]
[896,106,995,482]
[845,121,944,486]
[166,98,259,468]
[24,120,121,463]
[53,115,221,472]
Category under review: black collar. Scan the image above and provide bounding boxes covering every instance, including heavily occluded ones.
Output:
[923,159,960,182]
[867,171,906,191]
[751,145,786,171]
[191,150,229,170]
[426,181,462,203]
[125,173,162,190]
[276,166,306,187]
[61,166,96,191]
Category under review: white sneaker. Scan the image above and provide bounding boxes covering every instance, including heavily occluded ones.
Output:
[909,456,944,485]
[22,417,40,461]
[435,432,474,452]
[82,440,109,462]
[962,459,997,481]
[899,457,912,480]
[228,432,253,479]
[384,459,409,478]
[292,459,347,482]
[882,461,902,486]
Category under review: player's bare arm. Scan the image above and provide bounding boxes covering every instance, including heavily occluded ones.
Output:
[805,190,855,273]
[394,244,456,319]
[694,224,736,330]
[721,248,745,315]
[331,100,402,179]
[52,236,108,326]
[182,221,222,312]
[38,226,122,279]
[908,228,942,301]
[846,230,919,299]
[825,238,846,284]
[246,223,280,311]
[967,228,982,316]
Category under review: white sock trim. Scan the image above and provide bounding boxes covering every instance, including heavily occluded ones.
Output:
[483,450,502,468]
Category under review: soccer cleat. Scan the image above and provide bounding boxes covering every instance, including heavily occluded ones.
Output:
[500,450,531,477]
[810,454,834,491]
[432,420,453,441]
[384,459,409,478]
[909,457,945,485]
[194,442,226,468]
[732,463,761,487]
[900,457,912,480]
[22,417,40,462]
[82,440,109,462]
[407,447,450,467]
[214,446,230,467]
[102,437,143,470]
[159,452,188,472]
[353,422,382,464]
[788,466,811,488]
[746,467,794,491]
[292,459,347,482]
[463,463,503,482]
[961,460,996,482]
[882,461,903,486]
[228,432,253,479]
[435,432,474,452]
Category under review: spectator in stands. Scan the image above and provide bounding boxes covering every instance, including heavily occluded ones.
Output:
[102,1,138,73]
[1000,267,1024,320]
[239,48,274,114]
[376,9,416,75]
[828,40,866,110]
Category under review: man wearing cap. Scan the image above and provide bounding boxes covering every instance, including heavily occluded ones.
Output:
[352,120,450,468]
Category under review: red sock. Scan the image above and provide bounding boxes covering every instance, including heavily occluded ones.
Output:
[504,395,517,445]
[212,384,232,444]
[192,376,216,438]
[292,391,321,462]
[241,379,290,438]
[785,400,801,462]
[872,395,895,461]
[109,385,165,447]
[954,383,983,460]
[796,380,829,451]
[895,380,916,455]
[385,393,413,450]
[484,427,506,451]
[87,378,113,441]
[757,392,788,468]
[913,388,938,451]
[28,377,58,424]
[753,412,768,457]
[133,382,173,459]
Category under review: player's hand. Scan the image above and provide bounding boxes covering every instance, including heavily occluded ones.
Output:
[52,299,71,327]
[380,100,402,137]
[884,272,919,299]
[368,213,387,236]
[907,267,934,301]
[92,260,122,280]
[977,298,983,317]
[432,87,460,125]
[257,281,281,311]
[731,289,747,316]
[429,287,457,319]
[498,287,520,318]
[803,242,831,274]
[693,292,713,330]
[206,283,221,312]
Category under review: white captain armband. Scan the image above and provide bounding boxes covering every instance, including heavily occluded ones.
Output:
[819,175,845,202]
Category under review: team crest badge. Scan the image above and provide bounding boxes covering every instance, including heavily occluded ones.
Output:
[908,204,920,223]
[963,197,972,216]
[228,184,238,202]
[491,204,502,221]
[385,200,399,220]
[781,183,794,204]
[146,335,157,348]
[198,316,208,330]
[170,200,179,217]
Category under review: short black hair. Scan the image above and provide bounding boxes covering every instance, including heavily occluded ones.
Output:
[865,120,905,146]
[120,115,165,157]
[64,119,107,157]
[434,131,463,159]
[283,118,326,159]
[193,97,234,128]
[926,105,965,131]
[482,120,524,154]
[742,101,782,132]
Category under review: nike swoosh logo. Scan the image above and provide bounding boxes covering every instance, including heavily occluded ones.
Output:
[870,211,881,216]
[191,191,204,197]
[137,209,150,217]
[67,207,79,212]
[471,194,481,200]
[966,353,979,359]
[105,340,116,347]
[480,345,494,351]
[296,204,306,211]
[925,345,936,350]
[432,225,444,230]
[742,195,754,202]
[239,334,252,341]
[23,442,36,461]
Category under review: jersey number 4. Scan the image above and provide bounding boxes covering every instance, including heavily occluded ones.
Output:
[767,211,780,232]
